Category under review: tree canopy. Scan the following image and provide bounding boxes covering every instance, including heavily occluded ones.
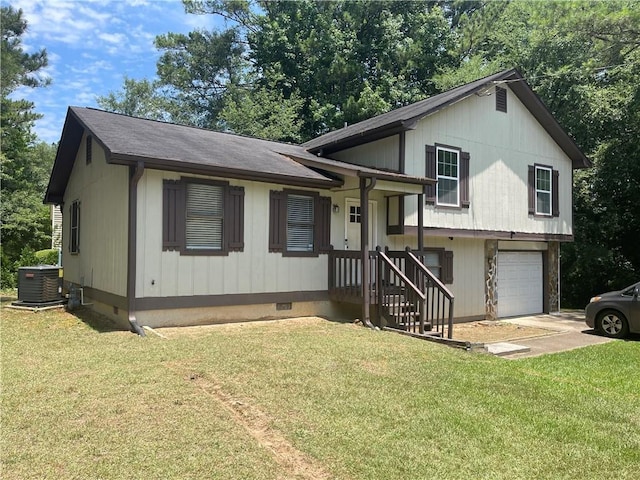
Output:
[1,5,54,287]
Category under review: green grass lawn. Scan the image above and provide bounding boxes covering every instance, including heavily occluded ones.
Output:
[1,306,639,479]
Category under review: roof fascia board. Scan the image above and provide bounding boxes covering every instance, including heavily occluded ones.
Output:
[109,153,343,189]
[356,170,434,186]
[44,109,83,204]
[287,154,433,186]
[307,121,409,155]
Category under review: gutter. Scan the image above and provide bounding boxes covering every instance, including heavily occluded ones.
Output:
[127,161,146,336]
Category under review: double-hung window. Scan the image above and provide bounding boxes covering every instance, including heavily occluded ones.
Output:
[535,166,552,215]
[162,178,244,255]
[269,189,332,256]
[528,164,559,217]
[437,146,460,206]
[425,144,470,208]
[185,182,224,251]
[286,194,315,252]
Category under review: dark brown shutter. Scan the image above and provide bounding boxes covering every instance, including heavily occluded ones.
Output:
[528,165,535,215]
[269,190,286,252]
[163,180,184,251]
[552,169,559,217]
[496,86,507,113]
[226,186,245,251]
[425,145,436,204]
[316,196,332,253]
[442,250,454,284]
[460,151,470,208]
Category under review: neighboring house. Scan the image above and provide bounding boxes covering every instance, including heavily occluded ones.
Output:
[44,69,589,334]
[51,205,62,249]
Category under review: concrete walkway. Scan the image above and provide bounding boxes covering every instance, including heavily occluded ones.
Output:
[485,311,614,359]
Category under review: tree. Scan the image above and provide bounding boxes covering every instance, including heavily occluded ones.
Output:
[96,76,194,125]
[103,0,456,141]
[248,0,454,139]
[219,83,304,142]
[1,5,52,287]
[154,28,246,128]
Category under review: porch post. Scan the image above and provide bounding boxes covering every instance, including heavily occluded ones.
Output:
[417,193,424,252]
[360,176,376,327]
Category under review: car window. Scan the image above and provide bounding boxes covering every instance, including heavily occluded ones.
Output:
[621,284,639,296]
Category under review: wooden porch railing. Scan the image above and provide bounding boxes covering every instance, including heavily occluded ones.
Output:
[328,248,455,338]
[328,250,378,304]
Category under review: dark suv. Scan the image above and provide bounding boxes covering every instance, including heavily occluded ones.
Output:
[585,281,640,338]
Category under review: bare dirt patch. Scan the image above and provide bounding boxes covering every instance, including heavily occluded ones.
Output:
[450,321,556,344]
[169,363,332,480]
[156,316,330,338]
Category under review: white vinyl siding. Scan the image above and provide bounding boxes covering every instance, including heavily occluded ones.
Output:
[437,147,459,206]
[287,194,314,252]
[402,85,574,235]
[186,183,224,250]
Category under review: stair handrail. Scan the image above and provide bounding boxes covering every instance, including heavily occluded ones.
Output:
[405,248,455,300]
[405,248,455,338]
[376,247,426,332]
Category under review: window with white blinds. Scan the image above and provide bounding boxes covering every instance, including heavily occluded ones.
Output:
[186,183,224,250]
[286,194,314,252]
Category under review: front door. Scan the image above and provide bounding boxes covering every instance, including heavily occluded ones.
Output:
[344,198,377,250]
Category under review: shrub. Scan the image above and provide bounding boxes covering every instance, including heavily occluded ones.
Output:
[35,249,60,266]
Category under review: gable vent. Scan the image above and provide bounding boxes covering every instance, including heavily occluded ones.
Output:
[496,86,507,113]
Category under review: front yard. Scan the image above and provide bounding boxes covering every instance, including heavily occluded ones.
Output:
[1,306,638,479]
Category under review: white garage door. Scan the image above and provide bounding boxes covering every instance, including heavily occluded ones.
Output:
[498,251,543,318]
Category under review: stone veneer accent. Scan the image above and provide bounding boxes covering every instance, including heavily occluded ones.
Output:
[484,239,498,320]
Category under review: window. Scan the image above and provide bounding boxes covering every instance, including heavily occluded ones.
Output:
[415,248,454,284]
[496,86,507,113]
[269,190,332,256]
[287,194,314,252]
[186,183,224,250]
[535,166,552,215]
[425,145,470,208]
[437,147,459,206]
[528,165,559,217]
[70,200,80,254]
[86,135,92,165]
[349,205,361,224]
[162,178,244,255]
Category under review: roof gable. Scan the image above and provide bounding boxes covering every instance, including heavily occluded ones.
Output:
[303,69,590,169]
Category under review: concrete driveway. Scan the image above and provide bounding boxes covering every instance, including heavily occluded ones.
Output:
[485,310,615,359]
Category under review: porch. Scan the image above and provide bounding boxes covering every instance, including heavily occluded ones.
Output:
[329,248,455,339]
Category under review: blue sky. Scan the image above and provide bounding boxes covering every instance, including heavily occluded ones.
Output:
[8,0,222,143]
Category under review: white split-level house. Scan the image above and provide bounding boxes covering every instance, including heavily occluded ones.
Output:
[45,69,589,336]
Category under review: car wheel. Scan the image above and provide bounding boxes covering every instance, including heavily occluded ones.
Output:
[596,310,629,339]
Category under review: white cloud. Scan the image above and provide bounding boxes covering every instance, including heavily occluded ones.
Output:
[8,0,211,143]
[97,32,127,45]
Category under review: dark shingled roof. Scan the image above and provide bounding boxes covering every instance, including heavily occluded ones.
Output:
[45,107,430,204]
[303,69,590,169]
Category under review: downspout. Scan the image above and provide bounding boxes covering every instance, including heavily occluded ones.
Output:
[127,161,146,336]
[417,193,424,252]
[360,176,376,329]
